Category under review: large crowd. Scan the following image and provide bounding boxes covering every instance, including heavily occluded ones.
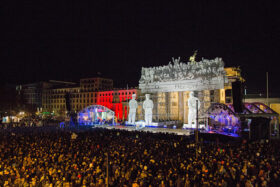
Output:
[0,126,280,186]
[0,116,62,129]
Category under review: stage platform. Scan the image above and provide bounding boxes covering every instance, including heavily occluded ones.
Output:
[94,124,195,136]
[90,124,240,139]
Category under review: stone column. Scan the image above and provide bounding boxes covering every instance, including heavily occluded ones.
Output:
[165,92,170,120]
[178,91,184,122]
[158,92,165,121]
[183,91,190,124]
[154,92,159,122]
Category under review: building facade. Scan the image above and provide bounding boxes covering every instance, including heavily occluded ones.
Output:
[42,86,81,115]
[224,67,244,104]
[17,80,77,112]
[42,77,113,115]
[80,77,113,92]
[134,65,243,124]
[40,66,243,122]
[96,88,140,120]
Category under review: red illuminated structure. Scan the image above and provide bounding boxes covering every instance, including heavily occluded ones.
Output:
[96,89,139,121]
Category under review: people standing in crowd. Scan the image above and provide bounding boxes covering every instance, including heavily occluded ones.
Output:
[0,127,279,186]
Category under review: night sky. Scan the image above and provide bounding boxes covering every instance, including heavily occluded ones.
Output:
[1,1,280,93]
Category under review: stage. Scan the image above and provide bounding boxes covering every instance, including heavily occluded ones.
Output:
[90,124,239,138]
[94,124,197,136]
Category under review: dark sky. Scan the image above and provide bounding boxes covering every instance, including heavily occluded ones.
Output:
[1,1,280,93]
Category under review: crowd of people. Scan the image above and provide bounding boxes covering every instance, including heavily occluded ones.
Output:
[0,126,280,186]
[0,116,62,129]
